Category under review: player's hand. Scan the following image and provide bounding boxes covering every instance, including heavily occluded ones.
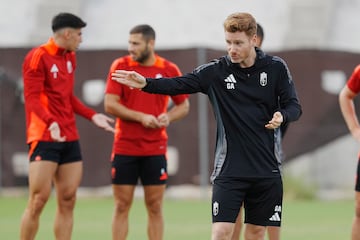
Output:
[265,111,283,129]
[92,113,115,133]
[48,122,66,142]
[141,114,161,128]
[351,127,360,142]
[157,113,170,127]
[111,70,147,89]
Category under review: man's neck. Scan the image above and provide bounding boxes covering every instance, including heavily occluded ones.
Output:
[139,53,156,66]
[239,48,257,68]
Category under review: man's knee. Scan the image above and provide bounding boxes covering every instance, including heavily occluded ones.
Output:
[145,199,162,217]
[28,193,49,216]
[57,191,77,212]
[244,224,266,240]
[212,222,234,240]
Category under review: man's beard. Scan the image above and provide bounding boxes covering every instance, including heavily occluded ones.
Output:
[134,47,151,64]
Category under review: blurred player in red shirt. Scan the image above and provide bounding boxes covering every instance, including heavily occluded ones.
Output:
[20,12,114,240]
[104,24,189,240]
[339,65,360,240]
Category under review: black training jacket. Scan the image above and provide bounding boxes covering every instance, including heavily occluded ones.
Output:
[143,48,302,182]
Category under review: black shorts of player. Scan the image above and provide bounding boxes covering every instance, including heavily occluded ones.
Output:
[111,154,167,185]
[212,176,283,227]
[28,141,82,165]
[355,157,360,191]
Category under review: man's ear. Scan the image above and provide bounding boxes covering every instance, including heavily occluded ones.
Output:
[251,34,257,46]
[62,28,72,39]
[148,39,155,49]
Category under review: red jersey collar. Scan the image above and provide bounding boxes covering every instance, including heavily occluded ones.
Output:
[127,54,165,68]
[42,38,71,56]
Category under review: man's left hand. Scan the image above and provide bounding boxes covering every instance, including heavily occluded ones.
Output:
[265,111,283,129]
[92,113,115,133]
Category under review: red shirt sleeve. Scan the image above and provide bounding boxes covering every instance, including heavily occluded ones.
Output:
[71,94,96,120]
[23,48,55,126]
[347,65,360,94]
[105,58,125,95]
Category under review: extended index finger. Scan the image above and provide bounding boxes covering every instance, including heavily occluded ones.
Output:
[111,70,129,77]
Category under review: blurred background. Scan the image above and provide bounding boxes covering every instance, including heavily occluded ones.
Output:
[1,0,360,199]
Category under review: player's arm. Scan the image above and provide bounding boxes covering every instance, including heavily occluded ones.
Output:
[71,94,114,132]
[23,53,67,141]
[112,70,205,95]
[23,54,54,125]
[71,94,97,119]
[167,98,190,122]
[104,93,160,128]
[276,59,302,124]
[158,98,190,127]
[165,65,190,122]
[339,85,360,141]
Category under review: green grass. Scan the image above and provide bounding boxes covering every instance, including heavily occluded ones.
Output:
[0,196,354,239]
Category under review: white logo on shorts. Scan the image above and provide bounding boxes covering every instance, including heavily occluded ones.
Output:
[269,205,282,222]
[213,201,219,216]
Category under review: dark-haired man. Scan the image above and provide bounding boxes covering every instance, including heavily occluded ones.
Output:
[20,12,114,240]
[104,24,189,240]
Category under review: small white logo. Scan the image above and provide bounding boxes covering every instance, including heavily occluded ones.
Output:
[155,73,163,78]
[213,201,219,216]
[274,205,282,212]
[269,212,281,221]
[224,74,236,89]
[269,205,282,221]
[67,60,73,73]
[260,72,267,86]
[50,64,59,78]
[224,74,236,83]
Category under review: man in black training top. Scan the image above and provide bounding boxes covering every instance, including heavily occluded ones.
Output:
[111,12,302,240]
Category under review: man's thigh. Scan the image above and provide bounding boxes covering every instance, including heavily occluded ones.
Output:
[143,185,166,205]
[140,155,167,185]
[211,177,283,226]
[211,178,247,223]
[53,161,83,196]
[244,177,283,227]
[111,155,141,185]
[28,161,58,195]
[112,184,136,206]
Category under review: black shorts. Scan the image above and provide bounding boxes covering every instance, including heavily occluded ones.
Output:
[355,157,360,191]
[212,177,283,227]
[111,154,167,185]
[28,141,82,165]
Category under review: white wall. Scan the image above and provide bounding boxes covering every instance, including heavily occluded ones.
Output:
[1,0,360,52]
[284,135,358,199]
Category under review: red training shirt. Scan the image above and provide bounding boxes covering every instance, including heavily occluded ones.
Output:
[22,38,96,144]
[105,55,188,156]
[347,65,360,93]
